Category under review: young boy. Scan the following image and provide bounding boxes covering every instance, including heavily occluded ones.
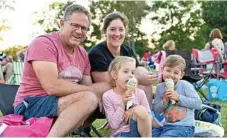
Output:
[152,55,202,137]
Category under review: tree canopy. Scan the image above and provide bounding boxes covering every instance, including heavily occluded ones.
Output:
[34,0,227,55]
[35,0,151,56]
[149,1,204,51]
[199,1,227,42]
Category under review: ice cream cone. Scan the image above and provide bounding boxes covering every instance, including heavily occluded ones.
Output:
[125,78,137,109]
[165,78,175,104]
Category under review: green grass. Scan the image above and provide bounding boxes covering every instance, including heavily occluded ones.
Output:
[91,102,227,137]
[200,89,227,137]
[91,88,227,137]
[1,89,226,137]
[91,119,109,137]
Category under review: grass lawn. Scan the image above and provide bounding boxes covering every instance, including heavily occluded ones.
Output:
[91,88,227,137]
[91,106,227,137]
[1,89,226,137]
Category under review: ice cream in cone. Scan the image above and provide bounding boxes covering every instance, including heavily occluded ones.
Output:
[165,78,174,91]
[165,78,175,104]
[125,78,137,110]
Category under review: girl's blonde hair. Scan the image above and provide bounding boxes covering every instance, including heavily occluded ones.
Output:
[209,28,223,39]
[163,40,175,50]
[108,56,136,87]
[163,55,186,72]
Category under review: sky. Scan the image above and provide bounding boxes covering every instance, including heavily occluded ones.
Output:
[0,0,156,50]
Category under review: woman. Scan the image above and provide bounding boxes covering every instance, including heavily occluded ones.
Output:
[209,28,225,61]
[89,11,157,106]
[163,40,176,51]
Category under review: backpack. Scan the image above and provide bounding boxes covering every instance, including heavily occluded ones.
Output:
[194,99,222,126]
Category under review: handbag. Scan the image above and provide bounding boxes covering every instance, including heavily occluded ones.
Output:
[0,114,53,137]
[207,79,227,101]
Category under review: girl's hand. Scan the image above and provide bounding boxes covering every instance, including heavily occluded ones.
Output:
[124,108,134,124]
[165,91,179,101]
[122,90,133,105]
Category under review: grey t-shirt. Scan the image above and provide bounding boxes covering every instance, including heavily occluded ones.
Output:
[153,80,202,126]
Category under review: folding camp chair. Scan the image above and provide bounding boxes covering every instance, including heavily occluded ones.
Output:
[0,83,103,137]
[8,62,24,85]
[0,83,19,115]
[191,48,223,79]
[190,48,225,99]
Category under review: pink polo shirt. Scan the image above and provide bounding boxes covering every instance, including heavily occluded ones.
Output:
[14,32,91,107]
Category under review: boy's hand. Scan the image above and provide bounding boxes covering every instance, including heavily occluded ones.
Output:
[165,91,179,101]
[163,92,170,106]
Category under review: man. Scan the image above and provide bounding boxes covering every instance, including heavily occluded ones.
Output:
[13,4,111,137]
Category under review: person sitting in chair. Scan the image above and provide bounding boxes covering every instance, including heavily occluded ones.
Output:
[13,4,111,137]
[0,52,13,84]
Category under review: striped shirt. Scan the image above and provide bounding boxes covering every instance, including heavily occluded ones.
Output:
[102,88,151,136]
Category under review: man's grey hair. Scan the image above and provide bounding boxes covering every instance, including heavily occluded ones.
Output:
[63,4,91,26]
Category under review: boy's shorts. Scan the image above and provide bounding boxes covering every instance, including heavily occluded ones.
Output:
[14,95,58,120]
[114,119,140,137]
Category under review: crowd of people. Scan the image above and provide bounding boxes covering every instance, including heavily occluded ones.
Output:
[0,3,225,137]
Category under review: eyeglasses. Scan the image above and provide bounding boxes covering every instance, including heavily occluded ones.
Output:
[67,22,90,32]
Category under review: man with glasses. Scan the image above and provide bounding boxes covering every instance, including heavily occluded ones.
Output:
[13,4,111,137]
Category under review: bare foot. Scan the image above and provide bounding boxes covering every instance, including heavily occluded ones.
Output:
[0,80,5,84]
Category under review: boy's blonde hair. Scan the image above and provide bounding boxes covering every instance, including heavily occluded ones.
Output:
[108,56,136,86]
[163,40,175,50]
[163,55,186,72]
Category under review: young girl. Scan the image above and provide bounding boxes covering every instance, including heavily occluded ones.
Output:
[152,55,202,137]
[102,56,153,137]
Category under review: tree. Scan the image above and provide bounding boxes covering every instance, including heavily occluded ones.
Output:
[0,0,15,41]
[35,0,151,56]
[4,45,25,59]
[89,0,151,55]
[149,1,204,51]
[199,1,227,42]
[0,20,10,41]
[35,1,74,33]
[0,0,15,11]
